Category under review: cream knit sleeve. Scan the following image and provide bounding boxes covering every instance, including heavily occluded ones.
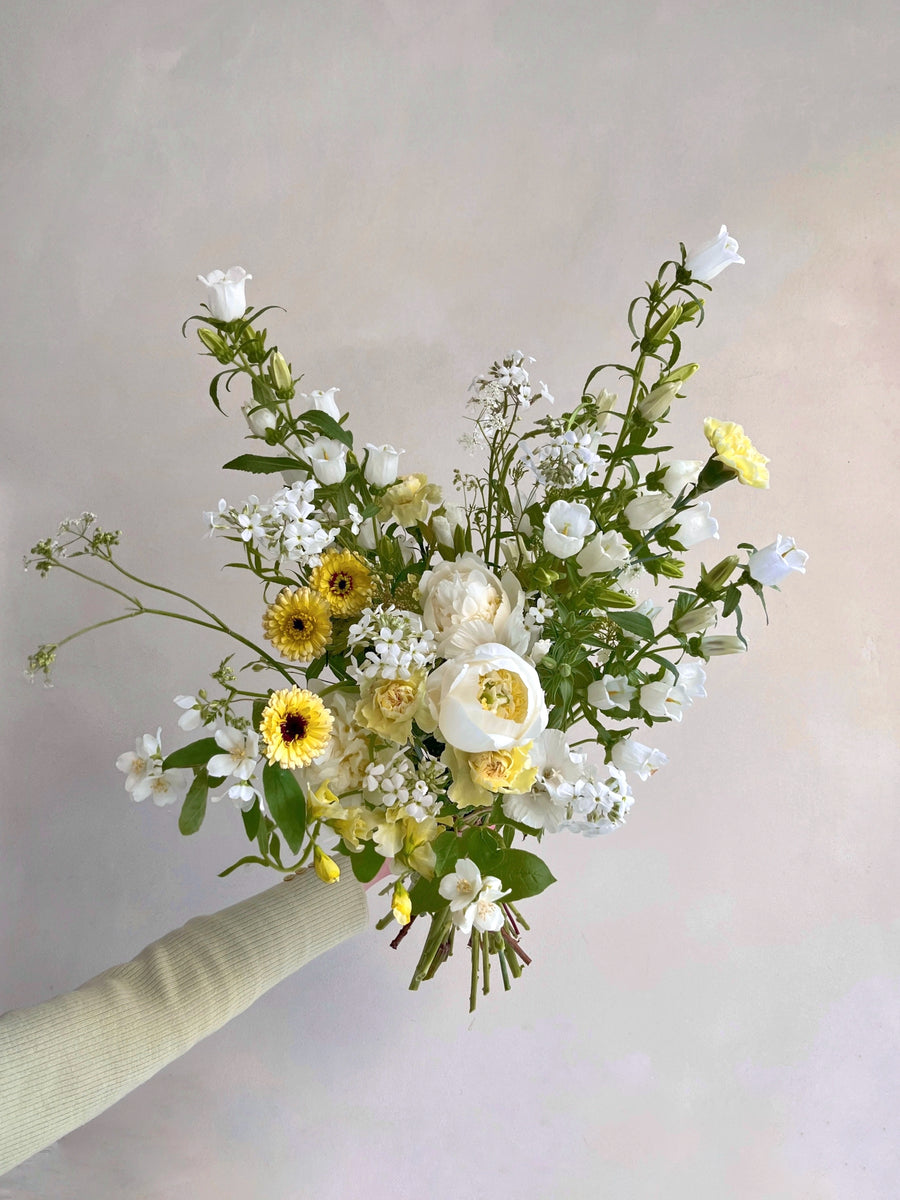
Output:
[0,868,368,1176]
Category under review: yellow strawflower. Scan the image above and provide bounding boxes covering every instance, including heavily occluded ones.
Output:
[703,418,769,488]
[262,587,332,662]
[259,687,334,769]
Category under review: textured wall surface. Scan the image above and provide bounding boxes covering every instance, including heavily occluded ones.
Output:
[1,2,898,1196]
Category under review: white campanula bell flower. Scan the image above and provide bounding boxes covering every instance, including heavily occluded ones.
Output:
[748,535,809,587]
[542,500,596,558]
[685,226,745,283]
[303,437,348,485]
[364,443,404,488]
[197,267,252,322]
[301,387,342,420]
[673,500,719,548]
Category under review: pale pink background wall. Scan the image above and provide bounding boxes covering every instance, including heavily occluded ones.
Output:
[2,2,899,1197]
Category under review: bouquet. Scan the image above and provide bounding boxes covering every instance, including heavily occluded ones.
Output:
[25,228,807,1009]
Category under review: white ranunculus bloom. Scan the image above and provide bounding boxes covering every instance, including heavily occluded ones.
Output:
[587,674,635,711]
[624,491,676,531]
[303,437,348,485]
[301,387,342,419]
[424,642,547,753]
[197,267,252,322]
[420,554,526,655]
[364,443,404,488]
[576,529,631,575]
[661,459,703,497]
[543,500,596,558]
[748,535,809,586]
[611,738,669,781]
[673,501,719,548]
[685,225,745,283]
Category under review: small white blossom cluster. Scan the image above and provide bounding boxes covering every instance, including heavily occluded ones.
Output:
[461,352,553,452]
[362,750,447,821]
[116,731,190,807]
[439,858,509,936]
[524,428,603,489]
[205,479,336,567]
[557,763,635,838]
[347,606,436,681]
[523,595,554,632]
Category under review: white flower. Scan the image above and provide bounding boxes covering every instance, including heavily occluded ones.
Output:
[674,501,719,548]
[748,535,809,587]
[116,730,162,792]
[438,857,483,911]
[543,500,596,559]
[207,726,260,782]
[624,491,676,531]
[419,554,526,655]
[224,779,262,811]
[685,225,745,283]
[577,530,631,575]
[303,437,348,485]
[197,267,251,322]
[364,443,404,488]
[587,675,635,711]
[611,738,668,781]
[454,878,508,937]
[676,658,708,702]
[503,729,583,831]
[637,381,677,422]
[242,403,277,438]
[661,459,703,496]
[301,387,341,420]
[132,767,191,807]
[424,642,547,753]
[173,695,203,731]
[640,680,688,722]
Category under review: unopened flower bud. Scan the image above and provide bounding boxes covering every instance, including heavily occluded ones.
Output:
[197,327,231,363]
[638,382,678,422]
[656,556,684,579]
[704,554,740,589]
[391,881,412,926]
[532,566,561,587]
[700,634,746,656]
[241,326,267,364]
[659,362,699,385]
[645,304,683,346]
[673,603,716,634]
[313,845,341,883]
[242,403,278,438]
[269,350,295,399]
[680,300,704,322]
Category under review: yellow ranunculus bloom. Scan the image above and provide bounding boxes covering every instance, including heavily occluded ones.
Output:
[703,418,769,488]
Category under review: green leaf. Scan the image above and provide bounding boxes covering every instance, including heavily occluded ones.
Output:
[498,849,556,903]
[241,798,262,841]
[262,762,307,853]
[349,841,385,883]
[222,454,303,474]
[459,826,505,872]
[178,771,209,836]
[409,874,444,916]
[298,408,352,447]
[609,609,655,640]
[162,737,220,770]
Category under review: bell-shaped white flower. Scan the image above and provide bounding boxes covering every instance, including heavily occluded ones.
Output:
[748,535,809,587]
[577,529,631,575]
[685,225,745,283]
[242,402,277,438]
[675,658,707,702]
[700,634,746,656]
[673,501,719,548]
[624,491,676,531]
[661,459,703,497]
[587,675,635,711]
[197,267,251,322]
[301,387,342,420]
[611,738,669,781]
[364,443,404,488]
[303,437,348,485]
[640,680,688,722]
[543,500,596,558]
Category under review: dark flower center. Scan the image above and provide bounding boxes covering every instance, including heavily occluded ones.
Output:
[280,713,309,743]
[330,571,352,594]
[292,616,309,633]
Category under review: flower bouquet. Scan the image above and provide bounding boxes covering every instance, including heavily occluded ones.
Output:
[25,229,806,1009]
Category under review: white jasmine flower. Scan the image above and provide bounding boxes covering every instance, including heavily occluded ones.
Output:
[673,501,719,548]
[455,878,509,937]
[173,695,203,731]
[748,535,809,587]
[543,500,596,559]
[685,225,745,283]
[611,738,669,780]
[132,767,191,807]
[303,437,348,485]
[661,459,703,496]
[207,726,260,782]
[364,443,404,488]
[438,857,483,911]
[116,730,162,792]
[224,779,262,811]
[577,529,631,575]
[197,267,251,322]
[624,491,676,531]
[587,674,635,711]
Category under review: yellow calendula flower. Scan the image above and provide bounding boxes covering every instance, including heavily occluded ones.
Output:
[262,587,332,662]
[703,418,770,488]
[259,687,334,769]
[377,472,442,527]
[309,549,375,618]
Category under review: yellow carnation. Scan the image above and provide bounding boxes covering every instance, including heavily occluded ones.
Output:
[703,418,769,488]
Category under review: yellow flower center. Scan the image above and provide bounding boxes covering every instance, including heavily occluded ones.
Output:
[478,669,528,721]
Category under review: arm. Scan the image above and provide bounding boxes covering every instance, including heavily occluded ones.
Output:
[0,868,368,1176]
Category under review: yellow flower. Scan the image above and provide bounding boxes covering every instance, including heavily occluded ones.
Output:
[313,844,341,883]
[391,881,412,926]
[372,809,440,879]
[309,549,375,618]
[355,671,425,744]
[441,743,536,808]
[307,781,342,822]
[262,587,332,662]
[259,687,334,769]
[703,418,770,488]
[377,473,442,527]
[330,805,379,853]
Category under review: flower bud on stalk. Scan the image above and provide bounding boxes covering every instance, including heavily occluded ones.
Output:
[700,634,746,656]
[392,881,412,926]
[313,844,341,883]
[197,328,232,363]
[241,327,267,364]
[673,603,716,634]
[242,402,278,438]
[638,381,678,422]
[269,350,295,399]
[704,555,740,590]
[644,304,683,348]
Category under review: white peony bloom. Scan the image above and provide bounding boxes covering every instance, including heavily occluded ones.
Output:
[748,535,809,587]
[438,857,483,912]
[301,387,342,419]
[661,459,703,496]
[587,674,636,711]
[625,491,676,531]
[424,642,547,753]
[673,501,719,548]
[364,443,404,488]
[577,529,631,575]
[303,437,348,485]
[197,267,251,322]
[543,500,596,558]
[420,554,526,655]
[207,726,260,782]
[685,225,745,283]
[612,738,669,781]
